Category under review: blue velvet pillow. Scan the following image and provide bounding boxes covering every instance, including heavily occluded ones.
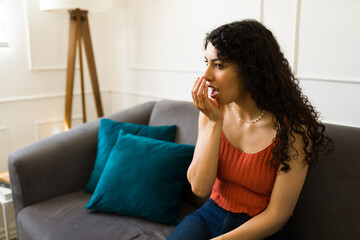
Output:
[84,119,177,193]
[86,130,194,225]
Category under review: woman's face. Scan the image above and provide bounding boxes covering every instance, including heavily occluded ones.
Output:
[204,42,247,105]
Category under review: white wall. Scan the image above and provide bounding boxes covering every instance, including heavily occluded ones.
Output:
[110,0,360,128]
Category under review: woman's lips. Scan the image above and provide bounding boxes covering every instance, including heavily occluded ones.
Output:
[206,82,220,98]
[210,87,220,98]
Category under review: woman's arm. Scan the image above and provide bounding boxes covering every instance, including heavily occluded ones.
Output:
[187,112,222,197]
[212,130,309,240]
[187,76,223,197]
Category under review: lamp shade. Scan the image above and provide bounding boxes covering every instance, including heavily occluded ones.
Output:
[39,0,113,12]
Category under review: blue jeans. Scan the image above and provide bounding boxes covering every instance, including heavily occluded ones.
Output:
[168,199,292,240]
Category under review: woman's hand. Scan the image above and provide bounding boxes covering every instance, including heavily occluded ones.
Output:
[191,76,222,123]
[188,76,223,197]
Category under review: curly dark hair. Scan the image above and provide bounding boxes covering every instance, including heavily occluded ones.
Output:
[205,19,333,172]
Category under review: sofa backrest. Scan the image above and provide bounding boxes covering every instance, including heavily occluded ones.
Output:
[292,123,360,239]
[148,100,199,145]
[148,100,210,207]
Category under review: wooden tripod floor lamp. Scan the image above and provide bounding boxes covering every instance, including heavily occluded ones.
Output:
[38,0,113,130]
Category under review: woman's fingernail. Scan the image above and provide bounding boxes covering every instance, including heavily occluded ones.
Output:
[206,81,210,85]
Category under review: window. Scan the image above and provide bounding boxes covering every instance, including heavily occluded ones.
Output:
[0,0,9,47]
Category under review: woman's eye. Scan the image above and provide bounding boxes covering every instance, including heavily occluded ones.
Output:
[203,60,223,69]
[215,63,223,69]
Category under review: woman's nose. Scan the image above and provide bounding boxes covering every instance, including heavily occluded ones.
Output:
[204,66,213,81]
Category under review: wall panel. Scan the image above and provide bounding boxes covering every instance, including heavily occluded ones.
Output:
[35,116,83,141]
[297,0,360,82]
[263,0,298,69]
[0,126,11,171]
[24,0,110,72]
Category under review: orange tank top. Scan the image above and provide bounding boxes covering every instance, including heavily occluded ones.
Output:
[210,132,279,216]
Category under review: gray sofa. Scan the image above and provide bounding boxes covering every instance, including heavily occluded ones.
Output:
[8,100,360,240]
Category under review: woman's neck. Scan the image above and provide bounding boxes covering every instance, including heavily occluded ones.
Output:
[232,96,263,121]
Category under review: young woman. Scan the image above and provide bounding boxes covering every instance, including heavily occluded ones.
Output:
[168,20,333,240]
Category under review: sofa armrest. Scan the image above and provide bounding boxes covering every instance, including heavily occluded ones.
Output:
[8,121,99,217]
[9,101,156,217]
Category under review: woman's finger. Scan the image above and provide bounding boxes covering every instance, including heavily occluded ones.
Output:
[191,77,201,93]
[192,77,202,106]
[204,80,210,100]
[196,79,206,106]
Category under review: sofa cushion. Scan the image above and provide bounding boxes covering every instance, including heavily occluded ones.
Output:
[84,119,176,193]
[17,191,197,240]
[86,130,195,225]
[148,100,210,208]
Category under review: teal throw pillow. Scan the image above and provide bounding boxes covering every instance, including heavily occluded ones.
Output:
[86,130,194,225]
[84,119,177,193]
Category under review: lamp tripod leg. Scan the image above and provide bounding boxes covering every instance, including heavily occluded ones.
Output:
[64,12,78,130]
[77,13,87,123]
[81,14,104,118]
